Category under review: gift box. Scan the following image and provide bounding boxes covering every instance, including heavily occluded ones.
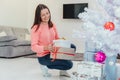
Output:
[84,51,96,62]
[51,40,84,61]
[116,63,120,80]
[50,47,75,61]
[77,61,103,80]
[73,53,84,61]
[53,40,71,48]
[50,47,84,61]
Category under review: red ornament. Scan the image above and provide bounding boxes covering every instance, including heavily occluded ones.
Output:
[104,22,115,31]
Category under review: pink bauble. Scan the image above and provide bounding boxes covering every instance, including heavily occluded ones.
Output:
[95,51,106,63]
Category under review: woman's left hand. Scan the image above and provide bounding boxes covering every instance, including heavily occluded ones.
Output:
[47,44,55,52]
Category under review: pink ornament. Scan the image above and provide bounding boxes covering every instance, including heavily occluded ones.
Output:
[95,51,106,63]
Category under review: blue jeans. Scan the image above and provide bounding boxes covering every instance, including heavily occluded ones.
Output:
[38,44,76,70]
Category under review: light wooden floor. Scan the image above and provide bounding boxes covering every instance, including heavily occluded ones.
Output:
[0,57,120,80]
[0,57,79,80]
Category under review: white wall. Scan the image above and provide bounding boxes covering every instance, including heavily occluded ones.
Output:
[0,0,28,28]
[0,0,104,53]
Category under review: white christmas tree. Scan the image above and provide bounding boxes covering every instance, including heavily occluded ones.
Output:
[72,0,120,80]
[73,0,120,56]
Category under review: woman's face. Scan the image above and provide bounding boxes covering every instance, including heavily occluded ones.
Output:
[40,8,50,23]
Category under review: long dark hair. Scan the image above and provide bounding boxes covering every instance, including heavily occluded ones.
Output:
[31,4,53,31]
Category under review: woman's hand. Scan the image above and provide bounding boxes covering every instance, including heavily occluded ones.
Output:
[48,44,55,52]
[44,44,55,52]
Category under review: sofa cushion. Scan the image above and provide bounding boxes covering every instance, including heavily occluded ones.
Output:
[25,33,31,41]
[0,36,17,42]
[0,31,7,37]
[0,40,30,47]
[11,40,31,46]
[12,27,30,40]
[0,25,30,40]
[0,26,14,35]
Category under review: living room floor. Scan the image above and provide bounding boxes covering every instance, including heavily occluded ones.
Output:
[0,57,120,80]
[0,57,79,80]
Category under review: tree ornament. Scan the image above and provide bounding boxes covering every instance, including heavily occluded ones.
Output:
[104,22,115,31]
[95,51,106,63]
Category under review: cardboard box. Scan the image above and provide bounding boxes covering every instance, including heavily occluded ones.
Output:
[50,47,84,61]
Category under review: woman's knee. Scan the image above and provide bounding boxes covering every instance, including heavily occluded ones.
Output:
[65,60,73,70]
[37,54,51,65]
[46,60,73,70]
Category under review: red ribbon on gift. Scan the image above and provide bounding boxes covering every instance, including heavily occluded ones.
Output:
[51,47,75,62]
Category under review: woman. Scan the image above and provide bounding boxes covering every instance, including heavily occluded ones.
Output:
[31,4,76,77]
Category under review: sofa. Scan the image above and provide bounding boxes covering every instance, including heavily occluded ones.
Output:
[0,25,34,58]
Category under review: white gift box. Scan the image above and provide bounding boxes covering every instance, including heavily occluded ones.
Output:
[116,62,120,80]
[53,40,71,48]
[77,61,103,80]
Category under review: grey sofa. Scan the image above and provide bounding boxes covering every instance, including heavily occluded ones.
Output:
[0,25,34,58]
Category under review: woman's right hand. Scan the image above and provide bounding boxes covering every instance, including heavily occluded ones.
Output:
[48,44,55,52]
[44,44,54,52]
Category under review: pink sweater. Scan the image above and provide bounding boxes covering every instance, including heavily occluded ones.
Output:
[31,24,59,57]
